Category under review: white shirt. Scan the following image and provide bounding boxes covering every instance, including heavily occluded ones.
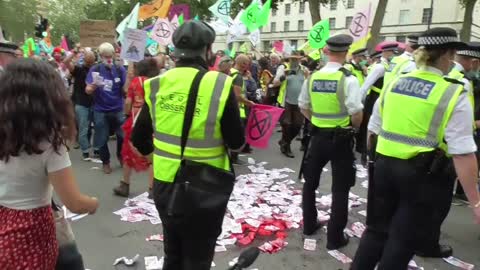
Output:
[0,144,71,210]
[274,64,286,82]
[298,62,364,115]
[399,51,417,74]
[368,66,477,155]
[450,61,473,96]
[360,57,388,100]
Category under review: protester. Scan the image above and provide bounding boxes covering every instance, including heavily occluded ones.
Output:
[0,41,18,73]
[65,50,96,160]
[113,58,159,198]
[258,57,273,103]
[277,51,309,158]
[86,42,127,174]
[131,20,244,270]
[0,59,98,270]
[218,56,233,75]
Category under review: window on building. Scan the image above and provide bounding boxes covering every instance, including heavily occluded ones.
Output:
[271,22,276,32]
[399,9,410,25]
[272,9,277,16]
[346,16,353,28]
[299,2,306,14]
[298,20,305,31]
[291,40,298,49]
[396,35,406,42]
[347,0,355,9]
[422,8,432,24]
[379,36,386,42]
[285,3,291,15]
[263,41,271,50]
[284,21,290,31]
[329,17,336,29]
[330,0,338,10]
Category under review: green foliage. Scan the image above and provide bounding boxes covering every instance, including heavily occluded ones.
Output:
[0,0,38,42]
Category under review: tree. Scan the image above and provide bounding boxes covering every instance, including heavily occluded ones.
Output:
[367,0,388,49]
[460,0,478,42]
[0,0,38,42]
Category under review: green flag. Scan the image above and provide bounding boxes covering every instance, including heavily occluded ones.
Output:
[194,15,200,21]
[116,2,140,42]
[308,49,321,60]
[257,0,272,27]
[229,46,236,58]
[178,13,184,25]
[308,19,330,49]
[239,42,250,53]
[240,1,262,32]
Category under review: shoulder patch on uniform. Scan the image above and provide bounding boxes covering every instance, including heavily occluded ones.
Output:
[444,77,465,86]
[338,67,352,77]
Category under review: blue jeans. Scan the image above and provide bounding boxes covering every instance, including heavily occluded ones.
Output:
[75,105,93,154]
[93,110,125,165]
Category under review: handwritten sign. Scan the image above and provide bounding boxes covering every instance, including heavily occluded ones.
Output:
[79,20,116,48]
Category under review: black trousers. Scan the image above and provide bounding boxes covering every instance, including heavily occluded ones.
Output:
[302,129,356,245]
[357,91,380,155]
[153,181,225,270]
[351,155,434,270]
[416,161,456,252]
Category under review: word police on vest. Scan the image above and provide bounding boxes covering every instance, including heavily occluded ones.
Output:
[158,92,203,116]
[391,78,435,99]
[312,80,338,93]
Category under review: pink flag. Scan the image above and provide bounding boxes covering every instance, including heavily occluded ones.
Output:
[209,55,221,71]
[169,4,190,20]
[348,3,371,41]
[273,41,284,53]
[246,104,284,149]
[151,18,173,46]
[60,36,69,51]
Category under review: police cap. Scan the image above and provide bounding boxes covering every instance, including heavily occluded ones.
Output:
[0,41,18,55]
[172,20,216,59]
[456,42,480,59]
[370,51,381,59]
[326,34,353,52]
[418,27,466,49]
[407,34,419,45]
[352,48,367,57]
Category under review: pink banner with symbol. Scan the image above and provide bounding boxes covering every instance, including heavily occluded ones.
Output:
[246,104,284,149]
[273,40,284,53]
[348,3,371,41]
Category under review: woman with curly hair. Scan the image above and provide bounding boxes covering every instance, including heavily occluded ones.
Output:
[0,59,98,269]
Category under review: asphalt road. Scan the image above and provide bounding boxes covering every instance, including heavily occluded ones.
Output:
[70,133,480,270]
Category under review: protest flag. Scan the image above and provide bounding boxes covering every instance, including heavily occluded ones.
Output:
[349,32,371,56]
[229,46,236,58]
[138,0,172,20]
[240,0,262,32]
[178,13,185,25]
[257,0,272,27]
[348,3,371,42]
[246,104,285,149]
[169,4,190,21]
[209,0,231,24]
[117,3,140,42]
[151,18,174,46]
[273,40,284,53]
[308,19,330,49]
[60,35,69,51]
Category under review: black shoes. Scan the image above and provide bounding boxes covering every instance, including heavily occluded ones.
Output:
[327,233,350,250]
[416,244,453,258]
[280,141,295,158]
[303,222,324,236]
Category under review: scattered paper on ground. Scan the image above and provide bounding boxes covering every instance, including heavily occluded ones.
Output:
[145,256,163,270]
[443,256,474,270]
[113,254,139,266]
[146,234,164,242]
[113,192,161,225]
[328,250,352,264]
[303,239,317,251]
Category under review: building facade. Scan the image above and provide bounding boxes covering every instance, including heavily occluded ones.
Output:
[213,0,480,52]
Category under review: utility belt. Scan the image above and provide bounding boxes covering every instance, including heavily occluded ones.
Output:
[311,126,355,145]
[377,149,451,175]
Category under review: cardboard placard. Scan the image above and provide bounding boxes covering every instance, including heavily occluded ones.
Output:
[79,20,116,48]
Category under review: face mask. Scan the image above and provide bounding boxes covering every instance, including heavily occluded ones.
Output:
[359,60,368,67]
[322,55,329,63]
[467,70,478,79]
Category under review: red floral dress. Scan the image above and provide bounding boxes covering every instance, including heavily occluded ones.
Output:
[121,76,151,171]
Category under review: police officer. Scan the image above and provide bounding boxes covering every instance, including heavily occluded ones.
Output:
[131,21,245,270]
[298,34,363,249]
[384,34,419,84]
[345,48,369,164]
[351,27,480,270]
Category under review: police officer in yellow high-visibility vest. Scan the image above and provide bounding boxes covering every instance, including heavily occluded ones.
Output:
[351,27,480,270]
[383,35,419,85]
[344,48,368,86]
[298,34,364,249]
[131,21,245,270]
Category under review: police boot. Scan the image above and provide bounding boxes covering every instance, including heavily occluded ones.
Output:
[415,244,453,258]
[113,181,129,197]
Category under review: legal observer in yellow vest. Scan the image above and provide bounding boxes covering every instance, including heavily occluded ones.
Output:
[157,92,204,116]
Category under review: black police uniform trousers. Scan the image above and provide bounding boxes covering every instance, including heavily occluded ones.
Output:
[351,154,436,270]
[152,181,225,270]
[416,159,456,253]
[302,127,356,245]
